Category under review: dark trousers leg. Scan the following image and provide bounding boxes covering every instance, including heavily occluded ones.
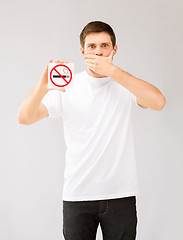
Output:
[62,200,100,240]
[99,196,137,240]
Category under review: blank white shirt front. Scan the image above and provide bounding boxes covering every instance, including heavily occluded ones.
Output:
[41,69,141,201]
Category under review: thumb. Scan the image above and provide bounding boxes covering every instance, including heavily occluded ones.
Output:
[109,49,116,60]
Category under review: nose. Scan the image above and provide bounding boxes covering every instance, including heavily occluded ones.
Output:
[95,46,103,56]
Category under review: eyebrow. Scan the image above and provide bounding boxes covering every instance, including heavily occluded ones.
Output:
[86,42,111,46]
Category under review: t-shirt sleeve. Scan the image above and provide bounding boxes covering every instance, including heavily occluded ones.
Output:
[130,92,142,109]
[41,90,63,118]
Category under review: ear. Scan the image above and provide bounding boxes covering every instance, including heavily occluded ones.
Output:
[80,47,85,56]
[113,45,117,55]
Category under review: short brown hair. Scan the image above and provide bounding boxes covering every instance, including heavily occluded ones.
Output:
[80,21,116,49]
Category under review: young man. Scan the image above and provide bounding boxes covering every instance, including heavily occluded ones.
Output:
[17,21,166,240]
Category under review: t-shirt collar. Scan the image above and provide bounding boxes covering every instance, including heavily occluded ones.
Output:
[83,69,112,87]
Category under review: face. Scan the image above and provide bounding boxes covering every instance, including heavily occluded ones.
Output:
[80,32,117,77]
[81,32,117,56]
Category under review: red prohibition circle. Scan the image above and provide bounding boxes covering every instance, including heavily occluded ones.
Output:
[50,64,72,87]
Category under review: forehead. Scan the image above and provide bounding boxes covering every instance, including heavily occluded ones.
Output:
[85,32,112,45]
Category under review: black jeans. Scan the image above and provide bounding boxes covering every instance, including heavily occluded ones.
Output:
[62,196,137,240]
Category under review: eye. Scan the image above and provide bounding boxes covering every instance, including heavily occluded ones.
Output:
[89,45,95,48]
[103,44,108,47]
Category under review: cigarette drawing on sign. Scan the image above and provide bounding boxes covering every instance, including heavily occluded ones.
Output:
[53,67,70,79]
[48,62,74,90]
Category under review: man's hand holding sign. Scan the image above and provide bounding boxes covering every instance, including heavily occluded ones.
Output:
[40,60,67,93]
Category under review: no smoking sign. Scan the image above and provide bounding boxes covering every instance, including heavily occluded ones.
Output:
[48,62,74,89]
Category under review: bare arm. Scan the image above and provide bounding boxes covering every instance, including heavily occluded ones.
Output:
[109,66,166,111]
[84,51,166,111]
[17,82,49,124]
[17,60,66,125]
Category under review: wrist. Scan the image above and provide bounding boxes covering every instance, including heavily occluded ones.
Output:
[37,81,49,94]
[108,64,117,78]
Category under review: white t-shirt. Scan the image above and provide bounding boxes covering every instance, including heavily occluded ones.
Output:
[41,69,142,201]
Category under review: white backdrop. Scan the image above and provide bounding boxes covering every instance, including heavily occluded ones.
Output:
[0,0,182,239]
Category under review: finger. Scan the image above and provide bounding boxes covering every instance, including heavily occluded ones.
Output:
[88,66,95,72]
[49,88,66,92]
[85,59,96,64]
[84,54,98,59]
[46,60,53,71]
[55,60,61,63]
[85,62,95,68]
[50,88,66,92]
[58,88,66,92]
[86,63,95,71]
[108,49,116,60]
[55,60,65,63]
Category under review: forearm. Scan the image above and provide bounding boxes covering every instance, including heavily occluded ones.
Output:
[17,81,48,124]
[109,65,166,110]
